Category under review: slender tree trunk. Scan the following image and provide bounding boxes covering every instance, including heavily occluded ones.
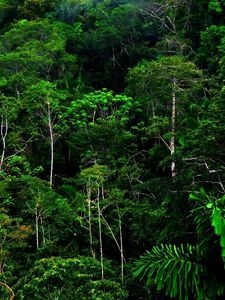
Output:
[97,186,104,279]
[87,185,95,258]
[100,202,125,283]
[101,214,122,251]
[35,204,39,250]
[47,103,54,188]
[0,116,8,171]
[117,205,124,283]
[170,78,176,177]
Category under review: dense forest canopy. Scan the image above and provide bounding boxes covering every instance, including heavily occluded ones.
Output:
[0,0,225,299]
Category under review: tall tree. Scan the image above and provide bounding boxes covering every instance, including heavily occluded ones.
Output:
[126,55,204,177]
[24,81,68,187]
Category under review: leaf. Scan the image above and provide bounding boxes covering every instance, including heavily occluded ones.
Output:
[189,192,201,200]
[133,244,205,300]
[206,203,213,209]
[200,188,208,199]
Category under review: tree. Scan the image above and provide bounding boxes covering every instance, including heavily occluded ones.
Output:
[0,19,79,96]
[24,81,68,187]
[66,89,137,166]
[77,164,127,282]
[79,164,110,278]
[15,256,127,299]
[126,55,204,177]
[0,93,26,174]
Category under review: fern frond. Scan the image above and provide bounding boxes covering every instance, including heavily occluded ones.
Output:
[133,244,205,300]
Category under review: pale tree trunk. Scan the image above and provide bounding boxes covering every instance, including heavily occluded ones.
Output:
[101,204,125,283]
[0,115,8,171]
[100,187,125,282]
[97,186,104,279]
[117,205,124,283]
[47,103,54,188]
[170,78,176,177]
[35,204,39,250]
[87,185,95,258]
[101,213,125,263]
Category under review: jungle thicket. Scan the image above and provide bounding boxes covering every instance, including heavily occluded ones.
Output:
[1,0,225,299]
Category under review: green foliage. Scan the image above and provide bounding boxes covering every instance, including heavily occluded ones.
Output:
[198,25,225,74]
[132,186,225,300]
[1,1,225,299]
[76,1,155,90]
[18,0,58,19]
[0,19,80,94]
[209,0,223,13]
[0,0,19,28]
[80,164,110,186]
[190,188,225,260]
[133,244,205,300]
[68,89,135,126]
[126,56,203,99]
[56,0,88,24]
[15,256,127,299]
[126,55,205,174]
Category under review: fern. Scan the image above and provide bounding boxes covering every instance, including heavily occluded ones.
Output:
[133,244,205,300]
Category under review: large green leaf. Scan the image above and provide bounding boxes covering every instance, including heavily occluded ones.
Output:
[133,244,205,300]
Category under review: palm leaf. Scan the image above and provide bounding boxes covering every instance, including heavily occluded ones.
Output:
[133,243,205,300]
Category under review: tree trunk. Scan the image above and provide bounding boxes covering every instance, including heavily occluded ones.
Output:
[117,205,124,283]
[171,78,176,177]
[97,186,104,279]
[35,204,39,250]
[87,185,95,258]
[47,103,54,188]
[0,116,8,171]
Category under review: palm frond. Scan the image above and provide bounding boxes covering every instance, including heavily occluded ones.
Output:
[133,243,205,300]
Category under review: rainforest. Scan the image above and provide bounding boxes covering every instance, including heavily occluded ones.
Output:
[0,0,225,299]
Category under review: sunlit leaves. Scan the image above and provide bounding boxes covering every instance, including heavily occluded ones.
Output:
[0,19,79,93]
[15,256,127,299]
[68,89,136,127]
